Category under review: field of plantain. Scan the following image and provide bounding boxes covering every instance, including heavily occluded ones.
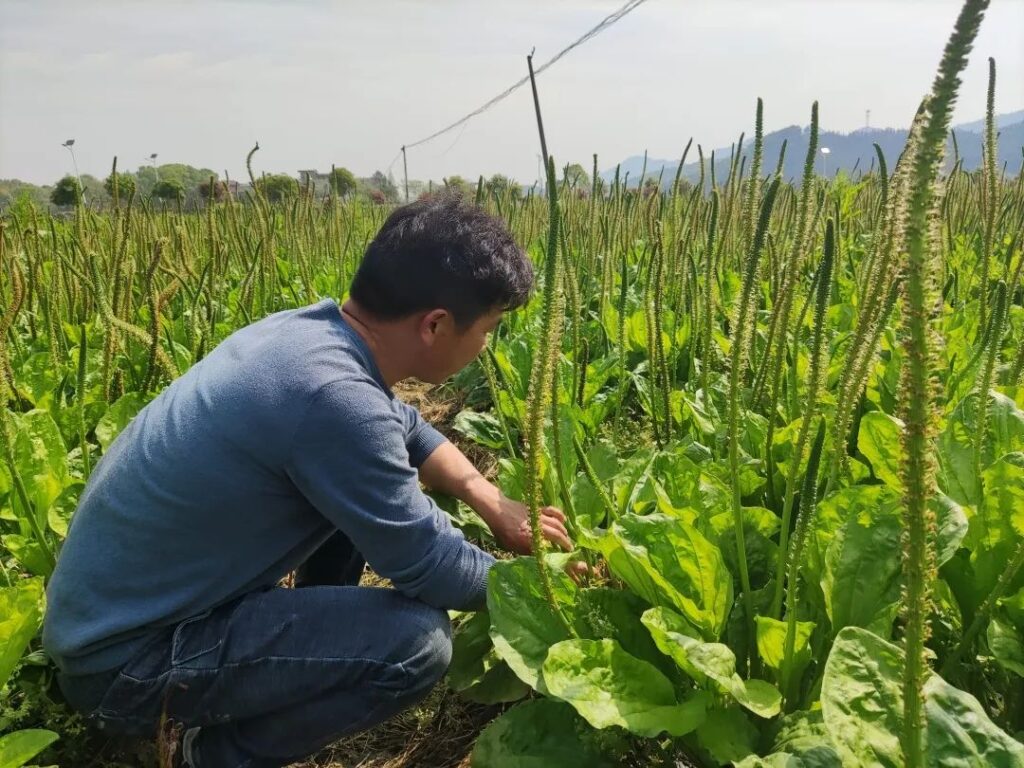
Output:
[2,0,1024,765]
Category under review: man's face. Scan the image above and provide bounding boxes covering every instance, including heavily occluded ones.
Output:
[417,307,504,384]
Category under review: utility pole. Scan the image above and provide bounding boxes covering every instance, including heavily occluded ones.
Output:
[401,145,409,203]
[865,109,871,130]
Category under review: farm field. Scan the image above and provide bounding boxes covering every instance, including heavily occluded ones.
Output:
[3,4,1024,767]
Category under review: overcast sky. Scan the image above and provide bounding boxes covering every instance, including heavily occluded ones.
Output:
[2,0,1022,186]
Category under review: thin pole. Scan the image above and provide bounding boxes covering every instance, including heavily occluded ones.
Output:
[401,145,409,203]
[527,50,550,168]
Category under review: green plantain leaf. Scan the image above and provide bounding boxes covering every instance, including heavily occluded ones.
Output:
[821,491,902,636]
[589,513,732,639]
[0,578,45,689]
[821,627,908,767]
[94,391,150,452]
[542,638,709,737]
[643,606,782,717]
[470,699,624,768]
[857,411,904,490]
[487,556,577,690]
[452,409,507,450]
[11,410,68,525]
[988,615,1024,678]
[822,626,1024,767]
[0,729,59,768]
[697,706,759,764]
[755,615,815,681]
[923,674,1024,766]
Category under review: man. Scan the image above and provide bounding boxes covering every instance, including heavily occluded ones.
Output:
[43,195,571,767]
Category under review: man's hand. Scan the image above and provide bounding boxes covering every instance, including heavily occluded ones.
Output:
[418,441,574,555]
[490,496,572,555]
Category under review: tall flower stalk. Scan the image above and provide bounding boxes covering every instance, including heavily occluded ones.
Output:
[728,174,780,674]
[894,2,989,764]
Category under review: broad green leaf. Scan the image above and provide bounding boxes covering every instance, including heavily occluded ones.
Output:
[857,411,904,490]
[13,352,61,409]
[822,493,902,635]
[970,454,1024,550]
[591,513,732,639]
[0,578,45,689]
[487,557,576,690]
[0,729,59,768]
[643,606,781,717]
[470,699,624,768]
[452,409,507,450]
[542,638,708,737]
[923,674,1024,766]
[770,709,842,764]
[1001,587,1024,629]
[449,611,528,704]
[94,392,149,452]
[574,588,670,674]
[810,485,893,582]
[939,393,1024,505]
[696,707,758,764]
[988,616,1024,677]
[449,611,495,690]
[823,626,1024,767]
[11,410,68,523]
[735,749,842,768]
[755,615,815,679]
[1,535,53,577]
[47,481,83,539]
[821,627,904,767]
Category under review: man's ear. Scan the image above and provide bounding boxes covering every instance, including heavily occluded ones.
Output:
[419,308,449,345]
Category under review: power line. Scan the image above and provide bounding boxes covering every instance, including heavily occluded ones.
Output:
[403,0,650,152]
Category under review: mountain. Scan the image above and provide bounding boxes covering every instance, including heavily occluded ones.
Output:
[953,109,1024,134]
[603,111,1024,188]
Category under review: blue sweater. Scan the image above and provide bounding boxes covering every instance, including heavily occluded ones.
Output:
[43,299,495,676]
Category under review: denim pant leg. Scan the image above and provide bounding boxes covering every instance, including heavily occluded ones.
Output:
[63,586,452,768]
[294,529,366,588]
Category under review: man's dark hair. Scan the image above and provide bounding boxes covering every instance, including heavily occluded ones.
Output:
[349,194,533,328]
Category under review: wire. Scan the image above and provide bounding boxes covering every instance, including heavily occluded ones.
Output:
[403,0,650,151]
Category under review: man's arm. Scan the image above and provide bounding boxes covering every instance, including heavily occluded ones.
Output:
[418,440,572,555]
[286,380,493,611]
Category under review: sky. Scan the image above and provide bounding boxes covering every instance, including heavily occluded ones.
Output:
[1,0,1022,187]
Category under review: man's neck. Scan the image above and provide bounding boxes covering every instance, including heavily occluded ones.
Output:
[339,299,412,388]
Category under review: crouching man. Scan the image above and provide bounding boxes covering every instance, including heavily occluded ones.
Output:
[43,195,571,767]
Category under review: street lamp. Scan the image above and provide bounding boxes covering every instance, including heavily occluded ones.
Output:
[62,139,86,204]
[820,147,831,179]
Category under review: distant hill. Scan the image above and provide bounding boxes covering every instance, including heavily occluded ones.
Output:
[603,111,1024,188]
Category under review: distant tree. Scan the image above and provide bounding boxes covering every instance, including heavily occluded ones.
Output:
[152,179,185,202]
[484,174,511,197]
[368,171,399,203]
[442,175,472,198]
[642,176,660,197]
[50,176,82,206]
[367,189,387,205]
[104,171,137,201]
[255,173,298,203]
[137,164,219,198]
[564,163,590,190]
[329,167,357,197]
[198,178,229,202]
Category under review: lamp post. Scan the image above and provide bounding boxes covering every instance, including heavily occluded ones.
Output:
[820,147,831,179]
[62,139,86,204]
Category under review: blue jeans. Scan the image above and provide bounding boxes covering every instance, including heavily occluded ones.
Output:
[57,533,453,767]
